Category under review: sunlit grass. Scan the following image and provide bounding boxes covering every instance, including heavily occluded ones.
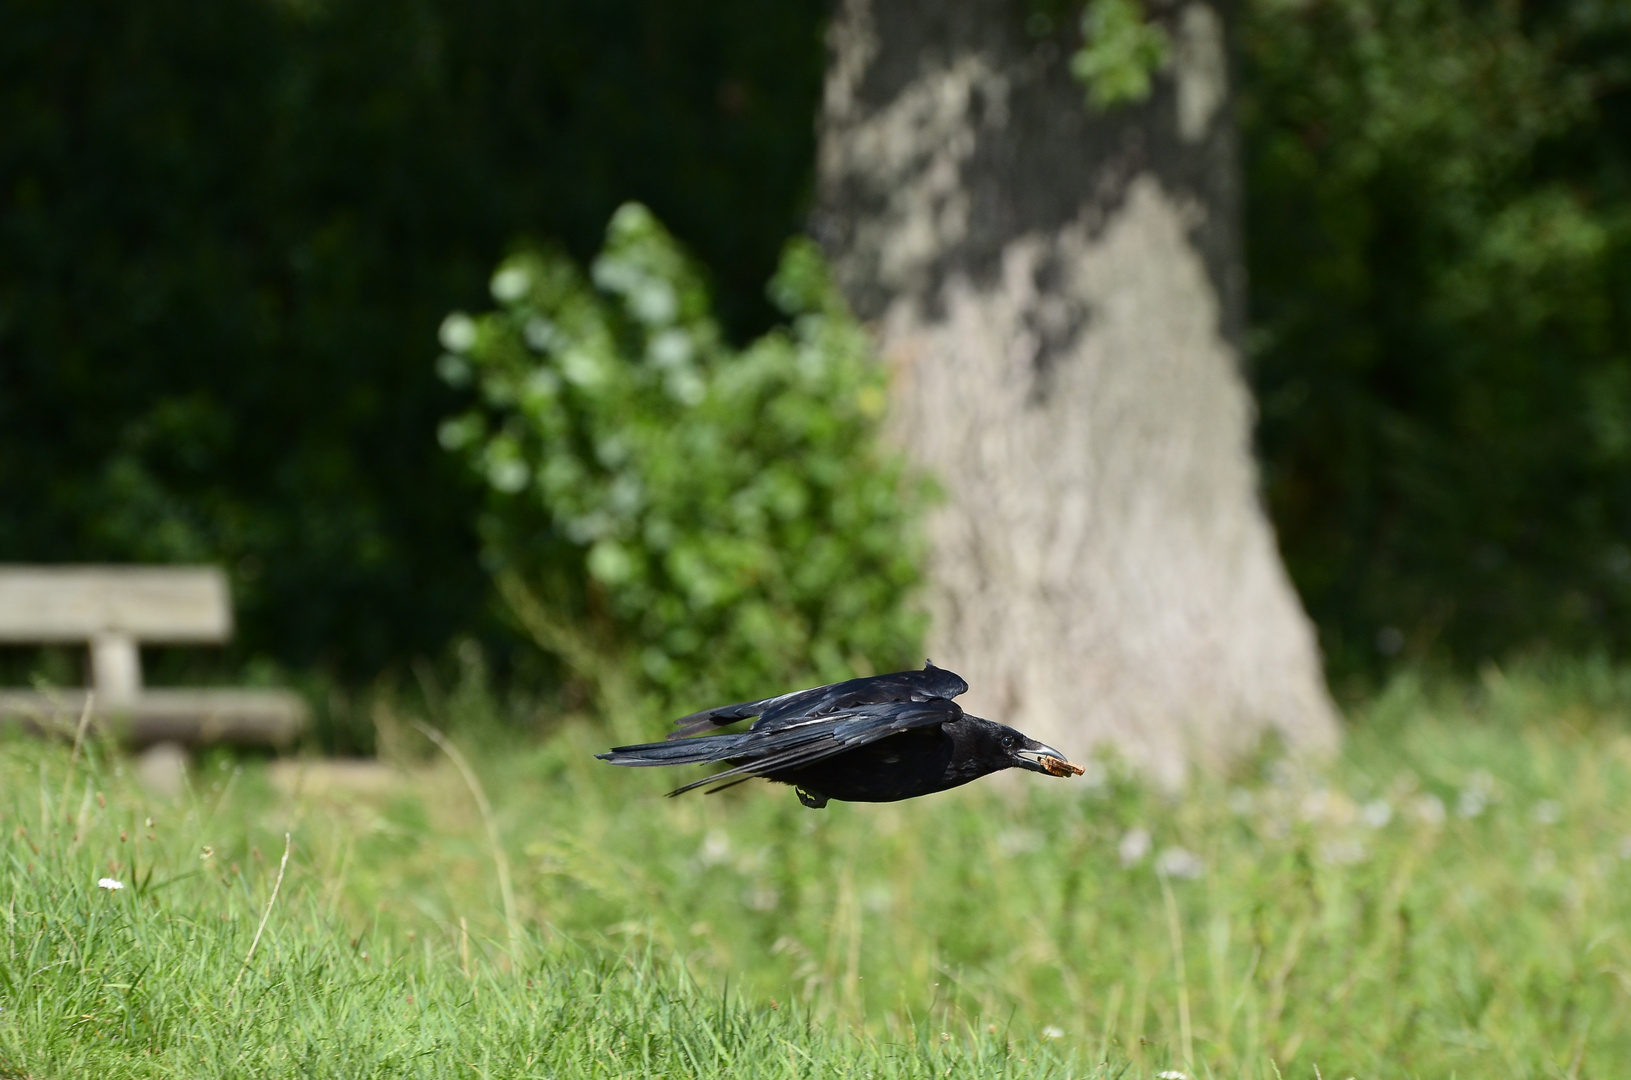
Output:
[8,660,1631,1077]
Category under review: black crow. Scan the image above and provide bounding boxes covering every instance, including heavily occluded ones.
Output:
[596,662,1084,808]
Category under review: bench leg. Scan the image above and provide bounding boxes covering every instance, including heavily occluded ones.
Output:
[90,632,142,702]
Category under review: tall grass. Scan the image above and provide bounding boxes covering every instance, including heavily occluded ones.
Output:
[0,742,1084,1078]
[8,660,1631,1076]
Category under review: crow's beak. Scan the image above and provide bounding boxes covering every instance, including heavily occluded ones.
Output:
[1014,742,1086,778]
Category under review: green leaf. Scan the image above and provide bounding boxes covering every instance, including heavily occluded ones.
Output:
[1071,0,1170,110]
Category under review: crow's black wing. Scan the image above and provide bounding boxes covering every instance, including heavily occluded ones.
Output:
[662,695,963,797]
[665,689,804,740]
[666,662,968,740]
[751,664,967,731]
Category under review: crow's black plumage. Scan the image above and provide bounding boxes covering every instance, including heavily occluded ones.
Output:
[596,662,1083,808]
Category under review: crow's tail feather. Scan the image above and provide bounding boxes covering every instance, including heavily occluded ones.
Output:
[596,732,750,767]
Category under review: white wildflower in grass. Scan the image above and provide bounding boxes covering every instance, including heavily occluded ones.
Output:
[742,886,779,912]
[997,828,1043,855]
[1458,769,1494,818]
[1360,798,1393,828]
[1318,839,1367,866]
[861,884,893,913]
[1157,1071,1190,1079]
[1412,793,1446,826]
[1155,846,1203,879]
[699,829,731,867]
[1533,800,1563,825]
[1457,787,1488,818]
[97,877,123,891]
[1119,826,1151,867]
[1041,1025,1064,1039]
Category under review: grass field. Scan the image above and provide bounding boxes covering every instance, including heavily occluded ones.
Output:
[8,661,1631,1077]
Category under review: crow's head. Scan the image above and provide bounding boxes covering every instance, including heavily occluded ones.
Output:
[977,720,1084,779]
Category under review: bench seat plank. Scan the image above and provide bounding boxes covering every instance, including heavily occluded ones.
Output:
[0,689,305,749]
[0,566,231,642]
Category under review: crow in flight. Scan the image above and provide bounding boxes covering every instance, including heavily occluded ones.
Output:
[597,662,1084,808]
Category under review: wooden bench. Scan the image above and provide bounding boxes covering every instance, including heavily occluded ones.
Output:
[0,566,305,748]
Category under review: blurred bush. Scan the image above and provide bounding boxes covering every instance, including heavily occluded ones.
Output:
[0,0,825,682]
[1242,0,1631,673]
[437,205,928,717]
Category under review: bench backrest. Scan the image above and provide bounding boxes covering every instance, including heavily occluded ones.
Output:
[0,566,232,644]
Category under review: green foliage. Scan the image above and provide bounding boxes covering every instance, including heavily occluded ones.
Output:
[1242,0,1631,670]
[0,0,826,682]
[13,664,1631,1074]
[438,205,928,715]
[7,0,1631,691]
[1070,0,1170,109]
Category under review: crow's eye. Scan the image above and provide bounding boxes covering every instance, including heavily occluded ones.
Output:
[1001,735,1015,749]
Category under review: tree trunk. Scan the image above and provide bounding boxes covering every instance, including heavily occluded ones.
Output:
[815,0,1338,782]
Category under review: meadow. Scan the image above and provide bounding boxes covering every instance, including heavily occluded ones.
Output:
[7,661,1631,1078]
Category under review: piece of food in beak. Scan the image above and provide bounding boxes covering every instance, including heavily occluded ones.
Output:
[1014,743,1084,777]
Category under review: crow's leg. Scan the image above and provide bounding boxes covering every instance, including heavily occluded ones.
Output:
[795,787,829,810]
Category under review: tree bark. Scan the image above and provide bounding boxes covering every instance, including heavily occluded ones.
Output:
[815,0,1338,782]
